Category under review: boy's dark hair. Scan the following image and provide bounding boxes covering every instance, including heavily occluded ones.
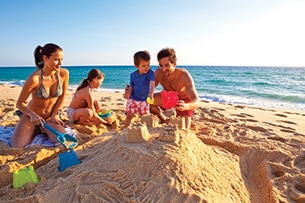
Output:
[157,48,177,64]
[133,50,150,66]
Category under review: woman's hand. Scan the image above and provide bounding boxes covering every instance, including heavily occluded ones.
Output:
[49,115,64,126]
[29,113,45,126]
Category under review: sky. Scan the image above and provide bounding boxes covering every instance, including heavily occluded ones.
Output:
[0,0,304,67]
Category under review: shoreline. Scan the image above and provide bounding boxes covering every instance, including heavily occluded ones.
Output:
[1,83,304,112]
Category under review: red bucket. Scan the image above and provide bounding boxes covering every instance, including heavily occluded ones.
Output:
[161,90,179,109]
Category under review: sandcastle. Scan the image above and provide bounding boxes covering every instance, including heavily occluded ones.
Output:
[168,116,185,129]
[126,122,151,143]
[126,109,185,143]
[163,108,176,117]
[139,114,159,127]
[163,108,185,129]
[159,123,179,143]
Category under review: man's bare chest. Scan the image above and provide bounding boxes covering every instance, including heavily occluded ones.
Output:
[160,76,184,92]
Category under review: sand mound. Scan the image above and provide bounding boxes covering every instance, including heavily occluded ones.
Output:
[1,130,250,203]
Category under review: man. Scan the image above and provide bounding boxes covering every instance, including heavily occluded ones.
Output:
[150,48,199,129]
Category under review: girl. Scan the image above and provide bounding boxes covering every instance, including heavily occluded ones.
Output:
[67,68,109,125]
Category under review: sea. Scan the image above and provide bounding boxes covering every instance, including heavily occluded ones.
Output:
[0,65,305,111]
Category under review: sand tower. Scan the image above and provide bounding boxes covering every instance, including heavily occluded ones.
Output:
[140,114,159,127]
[126,122,151,143]
[159,123,179,143]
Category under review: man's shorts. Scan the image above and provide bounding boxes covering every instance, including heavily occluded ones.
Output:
[126,98,149,115]
[161,90,193,117]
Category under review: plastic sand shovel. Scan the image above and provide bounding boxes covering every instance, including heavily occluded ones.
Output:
[44,123,78,149]
[147,96,154,104]
[58,149,81,172]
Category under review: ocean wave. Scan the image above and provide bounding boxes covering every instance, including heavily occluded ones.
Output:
[199,94,305,111]
[0,80,25,86]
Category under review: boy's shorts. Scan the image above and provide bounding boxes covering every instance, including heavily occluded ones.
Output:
[161,90,193,117]
[126,98,149,115]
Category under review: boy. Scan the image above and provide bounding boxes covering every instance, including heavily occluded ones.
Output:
[123,50,155,128]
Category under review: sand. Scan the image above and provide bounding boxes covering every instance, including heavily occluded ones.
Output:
[0,84,305,203]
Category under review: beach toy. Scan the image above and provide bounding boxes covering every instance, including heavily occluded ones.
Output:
[13,166,39,189]
[161,90,179,109]
[58,149,81,172]
[147,96,154,104]
[44,123,78,149]
[98,110,112,119]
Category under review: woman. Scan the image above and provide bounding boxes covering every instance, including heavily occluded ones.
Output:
[67,68,109,125]
[11,43,69,148]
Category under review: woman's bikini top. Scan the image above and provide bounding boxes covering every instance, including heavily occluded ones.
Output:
[35,69,63,99]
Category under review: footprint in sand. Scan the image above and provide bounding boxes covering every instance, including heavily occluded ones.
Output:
[294,154,305,173]
[235,105,245,109]
[245,125,267,132]
[268,162,286,178]
[275,113,287,118]
[240,118,258,123]
[116,103,125,106]
[295,182,305,193]
[283,111,305,117]
[240,113,254,117]
[278,124,296,134]
[277,120,297,125]
[230,114,247,118]
[267,136,286,143]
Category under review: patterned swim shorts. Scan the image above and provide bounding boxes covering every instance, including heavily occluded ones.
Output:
[126,99,150,115]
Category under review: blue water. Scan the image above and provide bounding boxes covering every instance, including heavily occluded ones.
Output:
[0,66,305,110]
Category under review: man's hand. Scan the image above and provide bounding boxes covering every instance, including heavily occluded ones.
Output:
[175,100,188,111]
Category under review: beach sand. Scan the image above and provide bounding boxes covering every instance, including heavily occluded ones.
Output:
[0,84,305,203]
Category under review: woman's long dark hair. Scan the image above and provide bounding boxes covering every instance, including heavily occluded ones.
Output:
[76,68,104,92]
[34,43,63,69]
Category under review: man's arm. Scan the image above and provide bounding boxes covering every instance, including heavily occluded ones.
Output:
[154,68,161,87]
[176,71,200,111]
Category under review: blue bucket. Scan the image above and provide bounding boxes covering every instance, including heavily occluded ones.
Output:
[58,149,81,172]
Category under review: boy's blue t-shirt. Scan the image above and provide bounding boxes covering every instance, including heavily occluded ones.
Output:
[130,69,155,101]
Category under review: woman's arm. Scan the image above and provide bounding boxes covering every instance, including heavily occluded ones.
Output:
[50,69,69,123]
[16,73,45,125]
